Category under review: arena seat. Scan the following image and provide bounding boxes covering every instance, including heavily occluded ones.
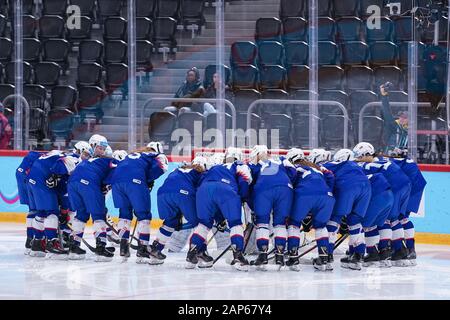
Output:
[42,38,70,71]
[332,0,359,17]
[0,37,12,64]
[279,0,305,20]
[393,16,419,43]
[265,113,292,149]
[373,66,402,90]
[233,88,262,114]
[97,0,123,19]
[205,112,232,131]
[321,114,347,149]
[318,17,336,42]
[258,41,284,67]
[285,41,309,67]
[359,0,388,17]
[230,41,258,67]
[77,62,103,87]
[181,0,206,28]
[23,38,41,65]
[103,16,127,41]
[153,17,178,53]
[287,65,309,91]
[105,40,128,64]
[317,0,332,17]
[398,41,425,67]
[24,84,47,111]
[136,40,154,73]
[259,65,287,90]
[177,112,205,141]
[48,108,75,141]
[365,16,394,42]
[69,0,97,19]
[78,40,103,64]
[136,17,153,41]
[255,17,282,43]
[34,61,61,88]
[77,85,106,120]
[319,89,350,116]
[51,85,78,112]
[0,84,15,105]
[282,17,308,43]
[105,63,129,98]
[157,0,181,21]
[5,61,33,84]
[346,65,374,91]
[340,41,369,66]
[22,15,37,38]
[136,0,157,18]
[0,14,6,37]
[336,17,363,42]
[318,41,338,65]
[261,89,290,114]
[369,41,398,66]
[318,65,345,90]
[39,15,66,40]
[42,0,67,16]
[148,111,177,145]
[231,64,259,90]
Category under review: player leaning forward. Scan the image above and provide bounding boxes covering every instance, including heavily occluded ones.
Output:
[187,147,253,271]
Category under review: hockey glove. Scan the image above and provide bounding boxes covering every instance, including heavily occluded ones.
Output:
[175,214,183,232]
[45,174,60,189]
[59,209,70,226]
[147,181,155,191]
[301,215,313,233]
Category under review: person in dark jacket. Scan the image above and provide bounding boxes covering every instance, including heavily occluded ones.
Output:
[169,67,205,112]
[379,83,408,154]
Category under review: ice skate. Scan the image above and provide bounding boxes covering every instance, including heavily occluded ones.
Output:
[313,247,329,271]
[251,250,268,271]
[197,250,214,268]
[45,239,68,260]
[107,233,120,247]
[68,241,86,260]
[94,238,114,262]
[326,253,334,271]
[230,248,249,272]
[347,253,363,270]
[24,238,32,255]
[391,246,409,267]
[340,254,350,269]
[149,241,166,265]
[378,247,392,268]
[363,251,380,267]
[29,239,46,257]
[285,249,300,272]
[274,246,285,269]
[406,248,417,266]
[185,246,199,269]
[136,242,151,264]
[120,238,130,261]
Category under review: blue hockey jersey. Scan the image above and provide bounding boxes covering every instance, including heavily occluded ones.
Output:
[28,151,66,185]
[158,167,203,196]
[367,173,391,195]
[70,156,117,186]
[323,161,369,190]
[358,158,411,192]
[249,157,296,193]
[16,151,41,181]
[391,158,427,193]
[292,165,333,196]
[201,161,252,200]
[111,152,168,185]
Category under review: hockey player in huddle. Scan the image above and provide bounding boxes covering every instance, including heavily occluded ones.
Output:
[187,147,252,271]
[388,148,426,265]
[148,156,208,265]
[286,148,335,271]
[15,150,42,254]
[323,149,371,270]
[353,143,412,266]
[353,143,395,267]
[27,149,74,258]
[248,145,297,269]
[111,142,168,263]
[67,135,118,261]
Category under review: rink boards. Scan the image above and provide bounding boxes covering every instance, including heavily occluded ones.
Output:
[1,151,450,243]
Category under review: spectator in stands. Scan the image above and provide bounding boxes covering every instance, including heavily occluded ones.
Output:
[201,72,233,116]
[0,102,12,150]
[379,83,408,153]
[167,67,205,113]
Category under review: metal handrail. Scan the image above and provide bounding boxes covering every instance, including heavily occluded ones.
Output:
[358,102,449,142]
[246,99,350,149]
[2,94,29,150]
[140,97,237,147]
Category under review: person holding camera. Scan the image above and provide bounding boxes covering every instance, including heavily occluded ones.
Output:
[379,82,408,154]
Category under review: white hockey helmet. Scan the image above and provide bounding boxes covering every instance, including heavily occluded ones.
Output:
[112,150,128,161]
[147,141,163,154]
[333,149,355,162]
[250,145,269,161]
[73,141,91,155]
[224,147,243,161]
[286,148,305,163]
[192,156,208,170]
[353,142,375,158]
[308,148,328,164]
[206,153,225,169]
[89,134,108,149]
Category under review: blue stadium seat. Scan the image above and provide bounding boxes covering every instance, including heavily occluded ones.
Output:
[77,62,103,87]
[369,41,398,66]
[393,16,420,42]
[153,17,178,53]
[104,16,127,41]
[282,17,308,43]
[203,64,231,88]
[67,16,93,42]
[39,15,66,40]
[230,41,257,67]
[318,17,336,42]
[255,18,282,43]
[43,38,70,71]
[259,65,287,91]
[318,41,338,65]
[51,85,78,112]
[287,65,309,90]
[336,17,363,42]
[280,0,306,20]
[105,40,127,64]
[285,41,309,67]
[258,41,284,67]
[365,16,394,42]
[374,66,402,90]
[340,41,369,66]
[398,41,426,67]
[233,88,262,114]
[136,17,153,41]
[317,0,332,16]
[23,38,41,65]
[318,65,345,90]
[148,111,177,146]
[332,0,359,17]
[78,40,103,64]
[232,64,259,90]
[34,61,61,88]
[346,65,374,91]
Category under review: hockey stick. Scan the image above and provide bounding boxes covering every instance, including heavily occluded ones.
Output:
[295,233,349,260]
[66,224,97,253]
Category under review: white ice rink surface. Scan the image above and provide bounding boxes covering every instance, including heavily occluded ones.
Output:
[1,223,450,300]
